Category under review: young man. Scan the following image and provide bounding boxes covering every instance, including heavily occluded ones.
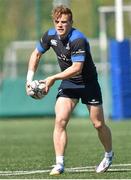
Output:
[26,5,113,175]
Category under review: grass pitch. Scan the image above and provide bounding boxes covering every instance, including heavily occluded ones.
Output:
[0,117,131,179]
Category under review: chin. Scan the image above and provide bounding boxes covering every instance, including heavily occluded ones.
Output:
[58,32,65,36]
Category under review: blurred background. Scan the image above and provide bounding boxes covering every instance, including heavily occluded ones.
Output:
[0,0,131,119]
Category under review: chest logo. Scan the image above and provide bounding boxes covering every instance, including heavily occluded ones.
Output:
[51,39,57,46]
[65,43,70,50]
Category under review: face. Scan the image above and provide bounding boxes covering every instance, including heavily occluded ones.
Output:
[53,14,72,38]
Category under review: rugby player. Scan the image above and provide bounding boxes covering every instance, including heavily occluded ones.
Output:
[26,5,113,175]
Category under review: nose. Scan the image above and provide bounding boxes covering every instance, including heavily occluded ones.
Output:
[57,21,62,27]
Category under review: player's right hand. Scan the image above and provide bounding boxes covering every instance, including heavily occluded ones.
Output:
[26,81,32,96]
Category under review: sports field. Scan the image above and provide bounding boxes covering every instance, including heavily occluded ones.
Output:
[0,117,131,179]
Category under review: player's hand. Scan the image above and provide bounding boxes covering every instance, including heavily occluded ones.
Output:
[40,76,55,93]
[26,81,32,96]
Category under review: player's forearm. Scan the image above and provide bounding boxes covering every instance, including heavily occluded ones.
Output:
[52,63,82,81]
[28,51,41,72]
[27,49,41,82]
[42,64,82,92]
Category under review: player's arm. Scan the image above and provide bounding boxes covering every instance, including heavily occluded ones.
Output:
[26,49,42,95]
[43,61,84,92]
[52,61,83,79]
[26,48,42,82]
[26,30,50,84]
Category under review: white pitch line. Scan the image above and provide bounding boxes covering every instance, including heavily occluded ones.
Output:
[1,168,131,176]
[0,169,50,176]
[0,170,51,174]
[112,163,131,167]
[65,163,131,170]
[66,168,131,173]
[0,163,131,176]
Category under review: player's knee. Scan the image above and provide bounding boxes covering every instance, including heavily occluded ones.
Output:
[90,113,105,130]
[93,121,103,130]
[55,116,68,129]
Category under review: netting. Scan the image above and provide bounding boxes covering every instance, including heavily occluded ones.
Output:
[3,39,103,79]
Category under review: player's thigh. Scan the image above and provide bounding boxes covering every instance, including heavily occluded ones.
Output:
[55,97,78,121]
[87,105,105,125]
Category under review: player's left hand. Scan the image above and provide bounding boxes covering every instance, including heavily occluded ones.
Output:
[40,76,55,93]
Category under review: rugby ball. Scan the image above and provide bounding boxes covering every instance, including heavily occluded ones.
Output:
[29,80,46,100]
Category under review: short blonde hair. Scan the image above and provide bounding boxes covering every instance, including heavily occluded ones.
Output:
[52,5,73,22]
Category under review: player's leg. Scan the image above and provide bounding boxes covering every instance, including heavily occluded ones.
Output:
[50,97,78,175]
[81,80,113,173]
[87,104,113,173]
[88,105,112,151]
[54,97,78,156]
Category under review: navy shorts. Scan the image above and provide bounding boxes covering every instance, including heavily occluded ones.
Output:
[56,80,103,105]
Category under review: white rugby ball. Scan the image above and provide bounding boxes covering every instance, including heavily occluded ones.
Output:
[29,80,46,100]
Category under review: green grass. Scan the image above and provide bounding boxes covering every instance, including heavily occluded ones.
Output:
[0,117,131,179]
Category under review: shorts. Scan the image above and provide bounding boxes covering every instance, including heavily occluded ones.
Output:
[56,80,103,105]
